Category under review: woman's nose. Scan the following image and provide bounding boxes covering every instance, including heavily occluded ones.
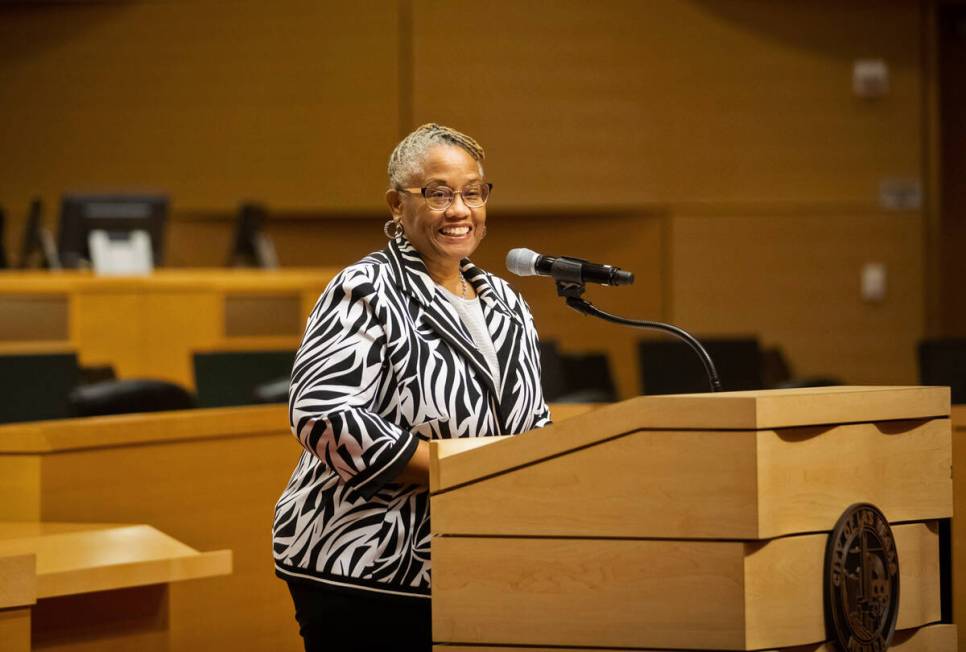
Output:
[445,192,472,217]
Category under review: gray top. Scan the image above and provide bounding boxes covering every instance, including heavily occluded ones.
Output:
[439,286,502,389]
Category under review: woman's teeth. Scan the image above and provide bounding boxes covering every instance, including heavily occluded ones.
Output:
[440,225,470,236]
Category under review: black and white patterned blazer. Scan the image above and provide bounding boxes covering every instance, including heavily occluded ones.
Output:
[273,235,550,597]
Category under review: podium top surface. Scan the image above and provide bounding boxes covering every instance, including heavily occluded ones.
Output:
[615,385,949,430]
[431,386,949,493]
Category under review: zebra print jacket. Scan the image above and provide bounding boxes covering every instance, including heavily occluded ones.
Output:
[273,235,550,597]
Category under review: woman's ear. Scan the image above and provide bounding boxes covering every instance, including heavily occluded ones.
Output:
[386,189,403,219]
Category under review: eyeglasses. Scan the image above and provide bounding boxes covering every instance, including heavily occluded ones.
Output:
[397,182,493,211]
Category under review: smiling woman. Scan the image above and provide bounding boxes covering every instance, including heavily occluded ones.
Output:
[272,123,550,651]
[387,143,489,296]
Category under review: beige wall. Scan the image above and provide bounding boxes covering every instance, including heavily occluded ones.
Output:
[0,1,400,213]
[0,0,936,395]
[671,212,924,386]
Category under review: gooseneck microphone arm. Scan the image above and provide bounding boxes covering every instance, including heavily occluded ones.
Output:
[506,247,723,392]
[561,291,723,393]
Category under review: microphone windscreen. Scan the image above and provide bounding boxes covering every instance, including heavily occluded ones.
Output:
[505,248,539,277]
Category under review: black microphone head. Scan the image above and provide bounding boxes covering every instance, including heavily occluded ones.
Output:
[611,269,635,286]
[506,248,540,277]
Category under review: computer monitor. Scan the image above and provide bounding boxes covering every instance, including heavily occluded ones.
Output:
[57,193,168,269]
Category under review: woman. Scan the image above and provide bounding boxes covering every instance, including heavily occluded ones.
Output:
[273,123,550,651]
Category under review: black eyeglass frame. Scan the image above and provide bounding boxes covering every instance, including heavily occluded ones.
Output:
[396,182,493,211]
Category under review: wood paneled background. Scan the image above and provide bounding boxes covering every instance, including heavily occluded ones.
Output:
[0,0,953,397]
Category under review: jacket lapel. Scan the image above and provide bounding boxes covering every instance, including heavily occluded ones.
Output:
[462,260,527,427]
[385,237,500,400]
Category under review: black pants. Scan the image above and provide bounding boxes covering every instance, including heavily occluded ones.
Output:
[287,581,432,652]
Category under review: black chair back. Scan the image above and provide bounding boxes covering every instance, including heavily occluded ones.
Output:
[193,350,296,408]
[559,352,617,403]
[0,353,82,424]
[69,379,196,417]
[919,338,966,404]
[638,337,763,395]
[538,340,568,402]
[539,340,617,403]
[0,205,7,269]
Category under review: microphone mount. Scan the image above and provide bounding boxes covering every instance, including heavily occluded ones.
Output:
[554,279,723,393]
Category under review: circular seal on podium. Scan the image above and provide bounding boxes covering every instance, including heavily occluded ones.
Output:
[824,503,900,652]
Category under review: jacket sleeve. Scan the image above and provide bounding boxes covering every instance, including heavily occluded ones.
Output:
[288,265,418,501]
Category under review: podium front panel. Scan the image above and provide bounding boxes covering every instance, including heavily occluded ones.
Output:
[431,388,954,651]
[432,523,940,650]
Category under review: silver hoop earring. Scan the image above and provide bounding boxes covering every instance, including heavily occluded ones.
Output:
[384,219,403,239]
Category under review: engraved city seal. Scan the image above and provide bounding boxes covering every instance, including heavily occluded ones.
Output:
[824,503,900,652]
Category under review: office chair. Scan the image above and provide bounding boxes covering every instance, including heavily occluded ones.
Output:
[538,340,569,402]
[539,340,617,403]
[638,337,764,395]
[193,350,296,408]
[252,377,291,403]
[918,338,966,404]
[0,352,82,423]
[69,379,197,417]
[0,205,7,269]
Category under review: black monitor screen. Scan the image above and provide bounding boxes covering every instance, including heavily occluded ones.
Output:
[57,194,168,268]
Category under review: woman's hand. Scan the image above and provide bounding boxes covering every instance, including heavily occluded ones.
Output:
[395,440,430,486]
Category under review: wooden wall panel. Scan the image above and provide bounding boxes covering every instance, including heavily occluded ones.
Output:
[670,212,924,385]
[411,0,922,208]
[0,0,936,397]
[0,0,401,245]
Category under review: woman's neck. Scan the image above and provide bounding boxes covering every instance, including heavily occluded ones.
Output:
[424,258,474,298]
[424,258,460,287]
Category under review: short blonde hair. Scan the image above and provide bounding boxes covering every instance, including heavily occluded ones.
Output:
[388,123,485,189]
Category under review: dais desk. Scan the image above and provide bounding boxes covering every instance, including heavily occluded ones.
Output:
[0,268,337,388]
[0,522,230,652]
[0,405,299,651]
[0,401,598,650]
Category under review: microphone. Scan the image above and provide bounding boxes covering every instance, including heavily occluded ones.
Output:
[506,248,634,286]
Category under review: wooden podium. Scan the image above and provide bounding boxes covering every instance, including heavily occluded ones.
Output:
[429,387,956,651]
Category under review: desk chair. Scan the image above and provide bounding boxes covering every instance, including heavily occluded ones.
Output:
[70,379,196,417]
[0,353,81,424]
[539,341,617,403]
[638,337,764,395]
[0,205,7,268]
[193,350,296,408]
[919,338,966,404]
